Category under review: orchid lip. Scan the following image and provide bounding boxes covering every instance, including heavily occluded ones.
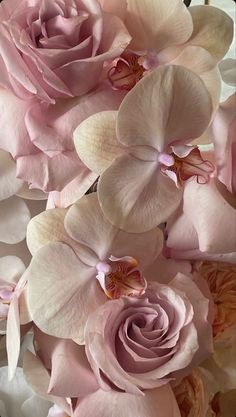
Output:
[96,256,147,300]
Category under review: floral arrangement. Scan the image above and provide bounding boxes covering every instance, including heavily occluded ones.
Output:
[0,0,235,416]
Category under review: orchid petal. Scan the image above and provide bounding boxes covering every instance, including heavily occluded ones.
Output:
[74,111,124,175]
[0,196,30,244]
[117,66,212,151]
[65,193,163,267]
[27,242,106,343]
[0,256,25,283]
[219,59,236,87]
[74,385,181,417]
[26,208,72,255]
[169,45,221,112]
[125,0,192,53]
[98,154,182,232]
[188,6,233,63]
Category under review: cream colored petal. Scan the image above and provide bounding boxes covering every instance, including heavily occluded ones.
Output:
[188,5,234,62]
[74,111,124,175]
[125,0,193,52]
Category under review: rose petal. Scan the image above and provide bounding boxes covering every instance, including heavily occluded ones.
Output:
[73,385,181,417]
[23,351,70,414]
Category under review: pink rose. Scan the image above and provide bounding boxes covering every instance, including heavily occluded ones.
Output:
[85,274,213,394]
[0,0,131,102]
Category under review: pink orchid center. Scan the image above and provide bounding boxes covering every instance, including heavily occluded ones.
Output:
[107,51,145,91]
[0,282,15,320]
[96,256,147,299]
[160,146,215,186]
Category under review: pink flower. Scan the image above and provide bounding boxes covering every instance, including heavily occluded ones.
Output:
[26,193,163,342]
[75,65,214,232]
[85,274,213,394]
[0,0,131,102]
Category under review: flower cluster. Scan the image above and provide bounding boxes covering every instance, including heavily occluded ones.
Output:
[0,0,235,416]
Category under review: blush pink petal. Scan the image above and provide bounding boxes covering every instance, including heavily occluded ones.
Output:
[73,385,181,417]
[98,0,127,19]
[0,197,31,244]
[125,0,193,52]
[98,154,182,232]
[27,242,106,343]
[117,65,212,151]
[144,255,192,285]
[34,330,99,398]
[64,193,163,268]
[181,180,236,254]
[0,89,34,158]
[188,6,234,63]
[166,178,236,258]
[23,351,71,415]
[213,93,236,193]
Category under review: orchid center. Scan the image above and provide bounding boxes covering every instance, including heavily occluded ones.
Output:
[159,146,215,187]
[107,50,159,91]
[0,281,15,320]
[96,255,147,299]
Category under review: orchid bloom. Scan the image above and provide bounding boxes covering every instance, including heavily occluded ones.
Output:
[105,0,233,111]
[74,65,214,233]
[26,193,163,343]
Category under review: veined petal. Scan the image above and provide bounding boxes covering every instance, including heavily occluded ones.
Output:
[27,242,106,343]
[73,385,181,417]
[188,6,233,63]
[169,45,221,112]
[65,193,163,268]
[98,154,182,233]
[125,0,193,52]
[74,111,124,175]
[219,59,236,87]
[117,66,212,152]
[26,208,75,256]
